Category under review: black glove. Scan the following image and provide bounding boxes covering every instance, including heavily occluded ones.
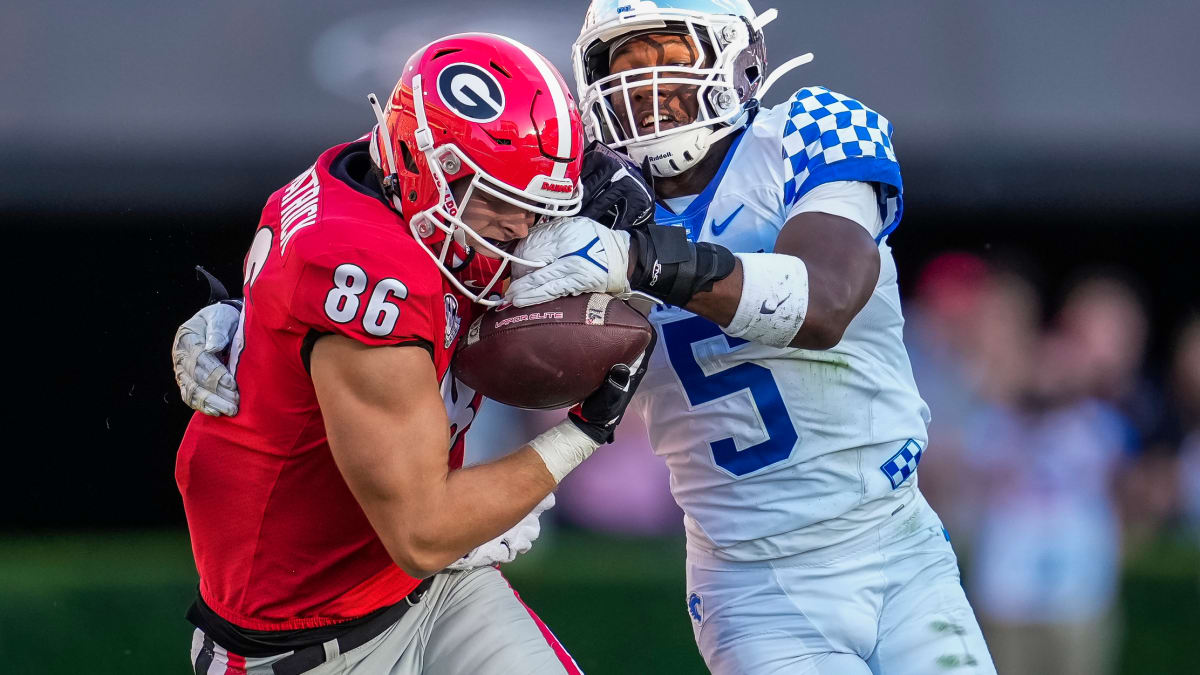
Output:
[568,329,657,444]
[578,140,655,231]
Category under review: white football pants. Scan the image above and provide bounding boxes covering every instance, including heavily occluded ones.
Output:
[189,566,580,675]
[685,490,995,674]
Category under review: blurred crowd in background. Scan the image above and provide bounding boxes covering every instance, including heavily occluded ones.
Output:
[471,253,1200,675]
[905,255,1199,675]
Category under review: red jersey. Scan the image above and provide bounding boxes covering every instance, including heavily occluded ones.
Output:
[176,140,482,631]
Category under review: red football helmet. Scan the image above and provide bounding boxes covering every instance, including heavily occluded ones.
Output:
[368,33,585,304]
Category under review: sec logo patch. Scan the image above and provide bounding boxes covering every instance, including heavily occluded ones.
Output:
[444,294,462,348]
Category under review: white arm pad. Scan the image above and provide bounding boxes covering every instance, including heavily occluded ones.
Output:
[723,253,809,348]
[528,420,600,484]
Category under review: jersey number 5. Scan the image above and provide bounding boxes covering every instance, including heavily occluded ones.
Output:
[662,316,798,476]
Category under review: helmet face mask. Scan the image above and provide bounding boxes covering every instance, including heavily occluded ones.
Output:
[408,145,562,303]
[369,33,585,305]
[573,2,769,178]
[604,32,707,139]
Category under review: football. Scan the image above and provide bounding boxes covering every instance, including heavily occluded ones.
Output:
[452,293,654,410]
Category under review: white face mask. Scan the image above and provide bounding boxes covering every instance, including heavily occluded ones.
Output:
[572,4,811,178]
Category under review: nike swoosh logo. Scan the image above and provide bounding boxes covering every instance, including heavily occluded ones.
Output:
[761,293,791,315]
[709,204,745,237]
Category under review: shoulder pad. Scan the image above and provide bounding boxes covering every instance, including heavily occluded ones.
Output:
[780,87,900,207]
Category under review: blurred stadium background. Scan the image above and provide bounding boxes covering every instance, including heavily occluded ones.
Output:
[3,1,1199,672]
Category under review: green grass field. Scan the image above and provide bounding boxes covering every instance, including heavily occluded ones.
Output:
[0,530,705,674]
[1,530,1196,674]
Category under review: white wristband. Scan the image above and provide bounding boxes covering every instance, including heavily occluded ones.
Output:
[528,420,600,484]
[723,253,809,348]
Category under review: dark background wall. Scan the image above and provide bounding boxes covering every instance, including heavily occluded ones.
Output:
[2,0,1198,530]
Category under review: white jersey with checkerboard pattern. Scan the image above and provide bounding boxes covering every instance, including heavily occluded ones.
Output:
[630,87,931,561]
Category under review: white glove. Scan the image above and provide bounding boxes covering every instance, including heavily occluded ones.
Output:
[446,493,555,570]
[505,216,631,307]
[172,302,242,416]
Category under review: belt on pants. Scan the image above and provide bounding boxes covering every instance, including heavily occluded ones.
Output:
[272,576,435,675]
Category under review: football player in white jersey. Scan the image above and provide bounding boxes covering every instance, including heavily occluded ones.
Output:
[505,2,997,673]
[171,2,996,672]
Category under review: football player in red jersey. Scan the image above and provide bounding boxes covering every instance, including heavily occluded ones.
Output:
[173,33,649,675]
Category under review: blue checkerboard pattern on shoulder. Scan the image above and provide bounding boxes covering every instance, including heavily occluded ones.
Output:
[880,439,923,489]
[781,87,901,211]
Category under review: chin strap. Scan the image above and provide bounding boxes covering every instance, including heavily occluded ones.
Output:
[751,8,779,31]
[745,7,811,103]
[410,74,435,152]
[367,92,404,211]
[757,52,815,104]
[367,93,398,175]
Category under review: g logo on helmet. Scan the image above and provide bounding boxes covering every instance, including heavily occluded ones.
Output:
[437,63,505,123]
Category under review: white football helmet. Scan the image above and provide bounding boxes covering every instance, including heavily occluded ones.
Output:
[572,0,812,178]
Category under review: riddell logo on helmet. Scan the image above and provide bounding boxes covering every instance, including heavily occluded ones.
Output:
[648,152,673,162]
[540,180,573,194]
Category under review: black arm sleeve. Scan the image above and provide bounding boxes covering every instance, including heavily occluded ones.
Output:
[628,224,736,306]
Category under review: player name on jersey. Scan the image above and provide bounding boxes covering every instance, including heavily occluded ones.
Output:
[280,165,320,253]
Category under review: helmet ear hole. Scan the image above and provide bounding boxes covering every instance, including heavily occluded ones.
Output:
[398,141,420,175]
